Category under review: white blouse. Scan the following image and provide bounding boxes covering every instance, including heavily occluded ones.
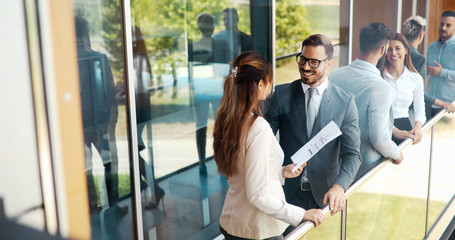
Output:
[383,67,426,124]
[219,117,306,239]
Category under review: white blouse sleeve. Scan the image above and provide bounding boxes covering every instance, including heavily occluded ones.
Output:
[413,74,426,124]
[244,119,305,227]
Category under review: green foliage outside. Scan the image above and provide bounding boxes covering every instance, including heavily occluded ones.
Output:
[102,0,125,81]
[275,0,311,59]
[305,192,446,240]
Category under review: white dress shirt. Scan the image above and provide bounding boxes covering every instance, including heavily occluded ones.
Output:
[219,117,306,239]
[383,67,426,124]
[301,77,329,117]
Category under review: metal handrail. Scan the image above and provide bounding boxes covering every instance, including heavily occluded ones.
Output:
[284,106,451,240]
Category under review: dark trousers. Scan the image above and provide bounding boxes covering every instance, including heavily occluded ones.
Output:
[283,187,319,236]
[392,118,413,145]
[220,226,283,240]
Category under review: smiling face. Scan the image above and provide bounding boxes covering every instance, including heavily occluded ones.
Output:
[387,40,408,66]
[298,45,332,87]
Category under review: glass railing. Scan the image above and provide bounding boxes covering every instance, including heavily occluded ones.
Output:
[285,107,455,240]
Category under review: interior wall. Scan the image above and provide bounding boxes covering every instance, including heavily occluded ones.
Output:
[351,0,397,60]
[428,0,455,44]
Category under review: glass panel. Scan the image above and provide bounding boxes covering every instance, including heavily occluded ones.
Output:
[130,0,270,239]
[0,0,45,231]
[72,1,134,239]
[427,114,455,231]
[346,132,431,240]
[275,0,342,84]
[305,212,341,239]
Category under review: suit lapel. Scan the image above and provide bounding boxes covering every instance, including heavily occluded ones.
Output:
[310,83,332,138]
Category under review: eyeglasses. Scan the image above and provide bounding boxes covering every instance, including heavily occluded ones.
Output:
[296,54,328,68]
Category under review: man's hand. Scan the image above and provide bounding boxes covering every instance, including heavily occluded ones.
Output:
[392,127,415,140]
[427,61,443,77]
[302,209,325,228]
[392,151,404,165]
[282,163,306,179]
[442,102,455,113]
[323,184,345,216]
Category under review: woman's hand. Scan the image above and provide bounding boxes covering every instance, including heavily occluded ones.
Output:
[410,122,423,144]
[302,209,325,228]
[283,163,306,179]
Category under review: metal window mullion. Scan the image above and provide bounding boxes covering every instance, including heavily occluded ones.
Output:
[347,0,353,64]
[24,0,59,235]
[396,0,403,33]
[120,0,144,239]
[425,125,435,237]
[341,200,347,240]
[272,0,276,88]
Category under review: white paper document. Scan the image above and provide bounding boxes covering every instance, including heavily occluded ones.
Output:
[291,121,342,173]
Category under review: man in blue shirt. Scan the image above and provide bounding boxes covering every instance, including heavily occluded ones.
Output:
[330,23,404,181]
[427,10,455,116]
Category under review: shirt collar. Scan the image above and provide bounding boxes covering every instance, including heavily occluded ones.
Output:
[439,35,455,44]
[351,59,381,76]
[384,66,411,81]
[301,76,328,95]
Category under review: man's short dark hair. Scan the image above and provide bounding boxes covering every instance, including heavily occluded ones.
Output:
[223,8,239,21]
[359,23,393,55]
[442,10,455,18]
[301,34,334,59]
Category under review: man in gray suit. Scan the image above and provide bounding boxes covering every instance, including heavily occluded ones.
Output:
[330,23,404,181]
[265,34,361,229]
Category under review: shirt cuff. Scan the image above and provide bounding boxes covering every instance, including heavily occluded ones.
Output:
[440,69,449,79]
[279,167,285,185]
[289,205,306,227]
[390,146,401,160]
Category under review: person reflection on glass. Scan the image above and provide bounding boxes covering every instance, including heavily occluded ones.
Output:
[132,25,165,209]
[75,16,127,223]
[189,12,229,175]
[213,8,254,62]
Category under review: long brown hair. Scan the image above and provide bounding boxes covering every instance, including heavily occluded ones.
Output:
[381,32,418,77]
[213,51,272,178]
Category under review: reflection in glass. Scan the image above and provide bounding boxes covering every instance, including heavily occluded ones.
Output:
[73,0,134,238]
[213,8,254,62]
[130,0,258,239]
[189,12,229,175]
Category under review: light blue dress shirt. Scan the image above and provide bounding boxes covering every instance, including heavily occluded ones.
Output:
[427,36,455,104]
[329,59,400,180]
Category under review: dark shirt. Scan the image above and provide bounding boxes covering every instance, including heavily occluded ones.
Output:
[410,46,426,79]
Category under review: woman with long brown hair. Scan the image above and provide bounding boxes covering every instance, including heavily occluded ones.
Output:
[381,33,425,144]
[214,51,324,240]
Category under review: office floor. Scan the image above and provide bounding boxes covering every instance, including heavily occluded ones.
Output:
[90,160,228,240]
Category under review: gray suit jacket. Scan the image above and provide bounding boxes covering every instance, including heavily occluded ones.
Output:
[264,80,361,207]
